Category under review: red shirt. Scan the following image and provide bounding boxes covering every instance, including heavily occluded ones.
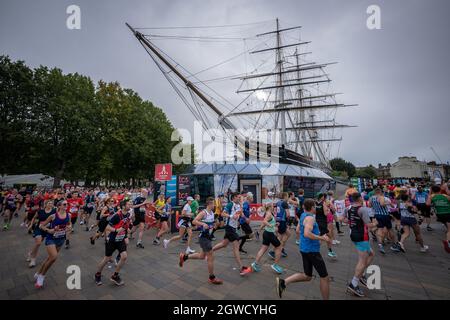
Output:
[67,197,84,218]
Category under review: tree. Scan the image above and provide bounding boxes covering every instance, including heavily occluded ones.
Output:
[329,157,356,177]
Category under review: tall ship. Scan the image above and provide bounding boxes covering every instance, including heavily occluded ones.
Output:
[126,19,357,202]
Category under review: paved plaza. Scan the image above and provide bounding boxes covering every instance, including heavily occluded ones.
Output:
[0,209,449,300]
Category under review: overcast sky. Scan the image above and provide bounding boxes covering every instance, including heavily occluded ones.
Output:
[1,0,449,167]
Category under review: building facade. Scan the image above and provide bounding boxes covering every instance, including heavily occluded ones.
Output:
[390,156,428,178]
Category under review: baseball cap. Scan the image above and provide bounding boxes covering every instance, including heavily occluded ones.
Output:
[186,196,194,201]
[268,191,275,197]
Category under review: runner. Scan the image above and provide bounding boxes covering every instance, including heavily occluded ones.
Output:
[153,193,166,232]
[27,199,55,268]
[426,185,450,253]
[238,192,255,254]
[82,189,96,231]
[326,191,339,245]
[2,189,17,230]
[90,197,116,245]
[369,188,399,254]
[94,201,132,286]
[212,192,252,276]
[397,193,429,253]
[346,192,377,297]
[65,191,83,249]
[333,198,346,236]
[295,189,305,244]
[153,196,172,245]
[163,196,196,254]
[345,184,358,202]
[315,193,337,259]
[268,192,291,259]
[23,191,42,229]
[287,192,298,229]
[211,193,225,240]
[251,204,284,274]
[34,200,72,288]
[276,198,330,300]
[414,185,432,231]
[129,189,149,249]
[178,197,223,284]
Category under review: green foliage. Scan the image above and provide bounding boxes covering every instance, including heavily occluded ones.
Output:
[329,157,356,177]
[0,55,182,187]
[355,166,377,179]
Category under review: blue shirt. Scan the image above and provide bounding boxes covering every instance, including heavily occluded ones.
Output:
[239,201,250,224]
[299,212,320,253]
[415,191,428,204]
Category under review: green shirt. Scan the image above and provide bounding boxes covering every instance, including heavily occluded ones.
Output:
[190,200,199,217]
[264,215,276,233]
[431,194,450,215]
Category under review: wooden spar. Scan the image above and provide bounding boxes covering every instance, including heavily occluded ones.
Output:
[236,79,331,93]
[250,41,310,54]
[235,63,336,80]
[226,104,351,117]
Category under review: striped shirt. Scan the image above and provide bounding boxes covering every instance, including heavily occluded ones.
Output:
[370,196,390,216]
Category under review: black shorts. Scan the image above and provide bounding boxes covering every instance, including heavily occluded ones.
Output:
[262,230,281,247]
[416,203,431,217]
[300,251,328,278]
[27,211,36,221]
[160,215,169,222]
[240,222,253,235]
[105,240,127,257]
[278,221,288,234]
[98,217,108,233]
[375,215,392,229]
[154,212,161,220]
[71,216,78,225]
[133,213,145,226]
[224,226,240,242]
[84,206,94,215]
[318,222,328,236]
[391,211,401,220]
[199,236,212,252]
[436,213,450,225]
[96,211,101,221]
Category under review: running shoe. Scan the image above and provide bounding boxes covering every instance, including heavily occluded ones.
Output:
[275,277,285,298]
[14,212,18,217]
[255,231,260,241]
[281,249,288,257]
[332,240,341,245]
[208,277,223,285]
[359,276,368,288]
[443,240,450,253]
[136,242,144,249]
[338,231,345,236]
[35,275,45,289]
[163,239,169,249]
[94,273,102,286]
[3,224,9,231]
[178,252,185,267]
[398,242,406,253]
[420,245,429,253]
[271,264,284,274]
[268,251,275,260]
[295,239,300,245]
[211,236,216,241]
[426,226,433,232]
[65,239,70,249]
[327,251,337,259]
[186,247,195,254]
[239,249,248,254]
[239,266,252,276]
[26,252,31,262]
[90,237,95,245]
[110,273,124,286]
[34,272,39,280]
[88,224,95,232]
[115,254,120,266]
[347,283,365,297]
[390,243,401,252]
[29,259,36,268]
[80,221,84,225]
[153,239,160,245]
[378,245,386,255]
[20,222,26,227]
[251,262,261,272]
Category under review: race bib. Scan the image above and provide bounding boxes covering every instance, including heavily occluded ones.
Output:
[53,226,66,238]
[115,230,126,242]
[87,203,94,208]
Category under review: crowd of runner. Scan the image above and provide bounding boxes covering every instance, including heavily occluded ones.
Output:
[0,179,449,298]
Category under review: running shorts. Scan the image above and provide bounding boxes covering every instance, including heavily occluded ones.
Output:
[318,222,328,236]
[84,206,94,215]
[224,226,240,242]
[133,212,145,226]
[436,213,450,225]
[375,215,392,229]
[262,230,281,247]
[240,222,253,235]
[416,203,431,218]
[98,217,108,233]
[70,216,78,225]
[198,236,212,252]
[105,240,127,257]
[391,211,401,220]
[160,215,169,222]
[400,217,417,227]
[45,237,65,248]
[300,251,328,278]
[353,241,372,253]
[33,227,47,238]
[177,218,192,229]
[326,213,334,224]
[278,221,288,234]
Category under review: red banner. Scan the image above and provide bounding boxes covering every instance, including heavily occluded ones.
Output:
[154,163,172,181]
